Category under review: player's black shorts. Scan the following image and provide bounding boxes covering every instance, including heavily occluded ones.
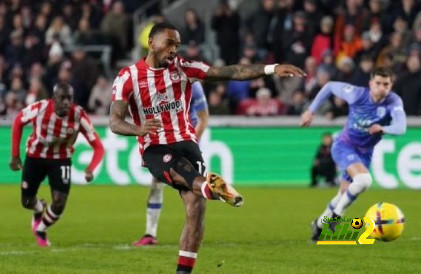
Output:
[143,141,206,191]
[21,156,72,197]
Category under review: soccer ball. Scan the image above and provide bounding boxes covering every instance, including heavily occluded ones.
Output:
[365,202,405,242]
[351,218,363,229]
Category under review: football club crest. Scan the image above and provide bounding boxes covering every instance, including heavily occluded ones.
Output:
[376,107,386,118]
[163,154,172,163]
[170,72,181,83]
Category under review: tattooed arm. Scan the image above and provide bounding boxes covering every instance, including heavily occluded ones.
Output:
[109,100,161,136]
[205,64,306,81]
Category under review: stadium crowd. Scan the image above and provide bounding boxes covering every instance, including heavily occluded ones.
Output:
[0,0,420,118]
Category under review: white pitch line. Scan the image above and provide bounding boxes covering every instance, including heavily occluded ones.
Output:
[0,251,37,256]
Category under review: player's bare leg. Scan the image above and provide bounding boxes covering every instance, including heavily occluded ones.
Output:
[169,157,243,207]
[21,195,47,233]
[35,191,68,246]
[176,190,206,273]
[133,177,163,246]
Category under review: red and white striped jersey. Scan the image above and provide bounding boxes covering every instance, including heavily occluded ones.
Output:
[15,99,99,159]
[111,56,210,154]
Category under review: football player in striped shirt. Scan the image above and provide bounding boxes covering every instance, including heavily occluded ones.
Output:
[109,22,305,273]
[9,82,105,247]
[133,81,209,246]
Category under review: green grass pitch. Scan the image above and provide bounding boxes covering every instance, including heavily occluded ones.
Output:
[0,185,420,273]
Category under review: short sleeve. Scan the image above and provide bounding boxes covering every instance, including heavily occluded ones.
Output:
[112,67,133,101]
[20,100,43,124]
[79,109,98,142]
[178,57,210,81]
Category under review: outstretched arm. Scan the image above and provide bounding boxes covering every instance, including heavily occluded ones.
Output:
[195,109,209,140]
[205,64,306,81]
[301,82,361,127]
[109,100,161,136]
[10,112,25,170]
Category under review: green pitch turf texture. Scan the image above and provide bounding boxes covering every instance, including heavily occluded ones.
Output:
[0,185,420,273]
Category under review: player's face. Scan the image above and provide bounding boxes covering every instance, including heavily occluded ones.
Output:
[149,29,181,68]
[369,75,392,100]
[53,88,74,117]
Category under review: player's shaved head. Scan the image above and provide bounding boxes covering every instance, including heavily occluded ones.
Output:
[53,82,74,117]
[148,22,178,38]
[53,82,74,95]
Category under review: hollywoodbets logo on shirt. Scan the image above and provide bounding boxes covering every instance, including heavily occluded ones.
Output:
[143,100,184,115]
[317,217,376,245]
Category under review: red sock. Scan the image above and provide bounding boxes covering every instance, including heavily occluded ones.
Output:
[177,250,197,273]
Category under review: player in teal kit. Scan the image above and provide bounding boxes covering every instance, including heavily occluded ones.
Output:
[300,67,407,241]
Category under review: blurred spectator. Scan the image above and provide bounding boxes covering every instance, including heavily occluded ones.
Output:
[310,132,337,187]
[376,32,407,73]
[31,15,48,47]
[182,8,205,45]
[183,41,208,63]
[393,16,411,48]
[336,24,363,61]
[270,0,295,63]
[0,55,8,85]
[318,49,337,78]
[211,0,241,65]
[45,16,72,46]
[303,0,323,39]
[303,56,318,94]
[88,76,111,115]
[208,84,230,115]
[395,0,419,28]
[311,16,334,65]
[308,68,331,101]
[408,25,421,53]
[246,0,275,57]
[395,55,421,115]
[286,90,308,115]
[74,18,95,45]
[354,31,378,64]
[23,34,44,68]
[0,96,6,115]
[5,90,22,118]
[62,2,78,31]
[5,30,25,67]
[282,11,313,68]
[101,1,131,61]
[351,55,374,87]
[20,6,32,30]
[39,2,52,26]
[326,96,348,119]
[25,77,47,105]
[336,57,355,83]
[334,0,368,52]
[80,2,102,29]
[8,77,26,105]
[244,87,283,116]
[12,14,25,34]
[0,15,10,53]
[138,14,166,55]
[364,0,393,34]
[71,48,98,108]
